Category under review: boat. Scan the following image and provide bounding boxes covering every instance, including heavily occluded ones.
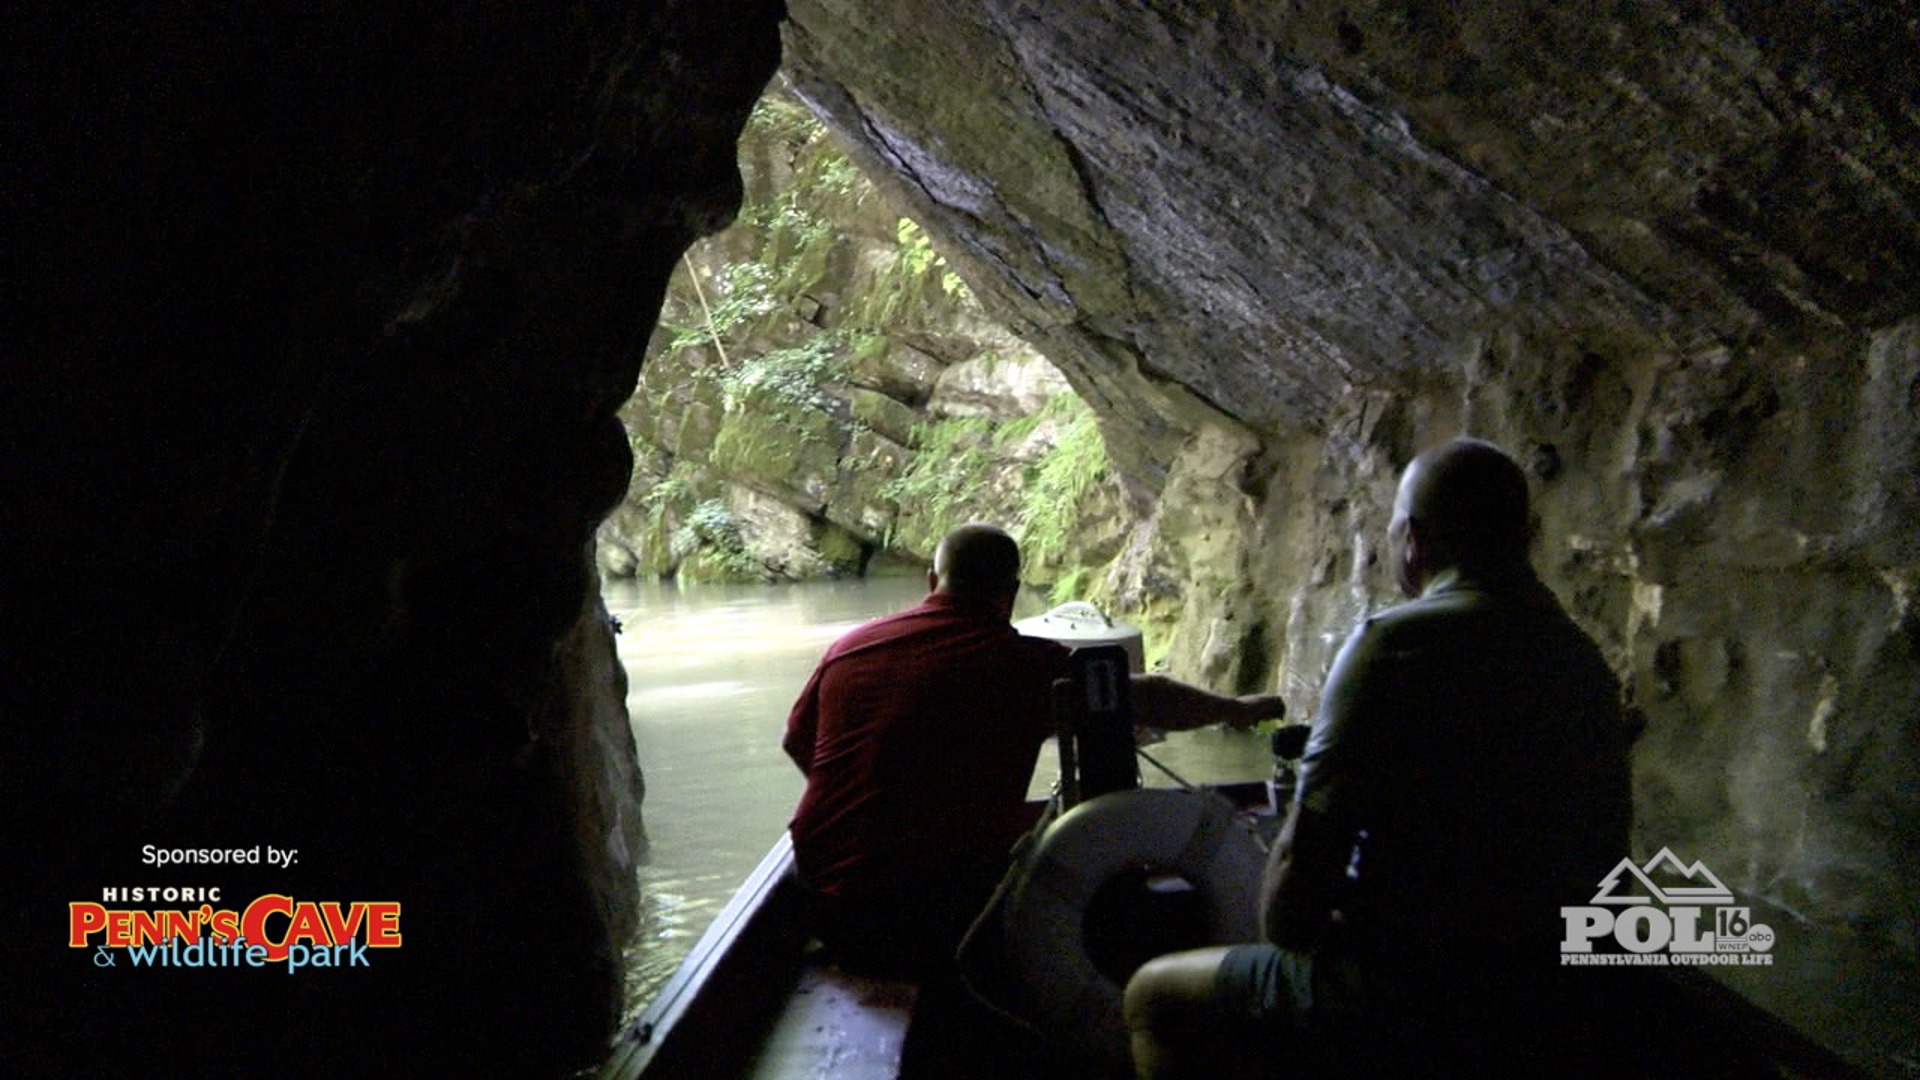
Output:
[596,780,1277,1080]
[600,642,1279,1079]
[598,643,1879,1079]
[595,792,1874,1078]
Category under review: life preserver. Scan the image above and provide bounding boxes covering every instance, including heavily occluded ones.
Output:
[999,787,1267,1070]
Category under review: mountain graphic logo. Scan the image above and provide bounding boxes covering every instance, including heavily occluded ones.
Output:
[1589,847,1734,905]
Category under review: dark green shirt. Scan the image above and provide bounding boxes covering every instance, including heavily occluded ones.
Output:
[1296,565,1633,982]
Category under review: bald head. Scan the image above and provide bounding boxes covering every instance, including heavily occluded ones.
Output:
[1390,438,1533,595]
[932,523,1022,599]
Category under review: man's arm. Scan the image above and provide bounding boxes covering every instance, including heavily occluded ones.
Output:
[1259,800,1350,948]
[1129,672,1284,732]
[1261,620,1382,947]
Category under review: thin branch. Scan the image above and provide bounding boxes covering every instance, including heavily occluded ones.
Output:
[680,253,731,370]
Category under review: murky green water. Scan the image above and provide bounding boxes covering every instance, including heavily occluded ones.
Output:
[603,575,1273,1015]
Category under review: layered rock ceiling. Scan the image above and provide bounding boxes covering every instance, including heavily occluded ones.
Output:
[6,2,1916,1075]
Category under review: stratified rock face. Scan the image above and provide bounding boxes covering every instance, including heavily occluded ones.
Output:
[782,0,1919,988]
[5,4,778,1076]
[599,90,1119,585]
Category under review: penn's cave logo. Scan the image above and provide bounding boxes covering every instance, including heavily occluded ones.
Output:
[1560,848,1775,966]
[70,878,403,973]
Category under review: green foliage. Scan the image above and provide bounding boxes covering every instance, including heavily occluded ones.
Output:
[875,394,1114,578]
[814,152,861,198]
[842,217,973,332]
[622,464,709,580]
[709,373,845,503]
[664,108,858,360]
[1016,397,1109,572]
[640,474,694,529]
[629,89,1122,592]
[877,416,999,543]
[848,331,889,365]
[672,499,742,558]
[667,262,777,352]
[896,219,972,300]
[740,193,829,244]
[1048,565,1093,605]
[742,93,818,146]
[667,499,763,581]
[897,218,939,276]
[726,334,844,409]
[990,391,1054,447]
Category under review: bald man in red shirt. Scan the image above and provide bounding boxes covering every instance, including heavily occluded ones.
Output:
[784,523,1284,977]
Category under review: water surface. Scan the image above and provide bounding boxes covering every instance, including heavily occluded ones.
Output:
[604,575,1273,1013]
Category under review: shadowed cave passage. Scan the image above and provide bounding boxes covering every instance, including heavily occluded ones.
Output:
[7,2,1918,1077]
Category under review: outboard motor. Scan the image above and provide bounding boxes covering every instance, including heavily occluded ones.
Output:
[1016,603,1148,806]
[1053,644,1138,803]
[1013,601,1145,672]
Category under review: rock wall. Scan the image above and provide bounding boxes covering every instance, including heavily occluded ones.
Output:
[781,0,1920,995]
[5,4,778,1076]
[597,89,1123,587]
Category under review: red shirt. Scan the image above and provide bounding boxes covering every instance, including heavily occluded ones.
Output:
[783,592,1071,898]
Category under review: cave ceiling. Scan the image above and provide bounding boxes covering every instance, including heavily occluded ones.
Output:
[781,1,1919,461]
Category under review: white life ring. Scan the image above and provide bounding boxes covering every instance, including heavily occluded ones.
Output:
[999,787,1267,1070]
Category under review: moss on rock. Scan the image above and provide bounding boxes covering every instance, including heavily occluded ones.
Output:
[608,85,1126,596]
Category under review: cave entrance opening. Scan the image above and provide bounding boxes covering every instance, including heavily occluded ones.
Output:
[597,80,1116,600]
[601,77,1138,1027]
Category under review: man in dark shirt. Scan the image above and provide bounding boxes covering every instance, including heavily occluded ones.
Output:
[784,523,1284,976]
[1124,439,1637,1078]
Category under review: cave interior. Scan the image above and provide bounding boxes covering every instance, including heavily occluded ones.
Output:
[5,2,1917,1076]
